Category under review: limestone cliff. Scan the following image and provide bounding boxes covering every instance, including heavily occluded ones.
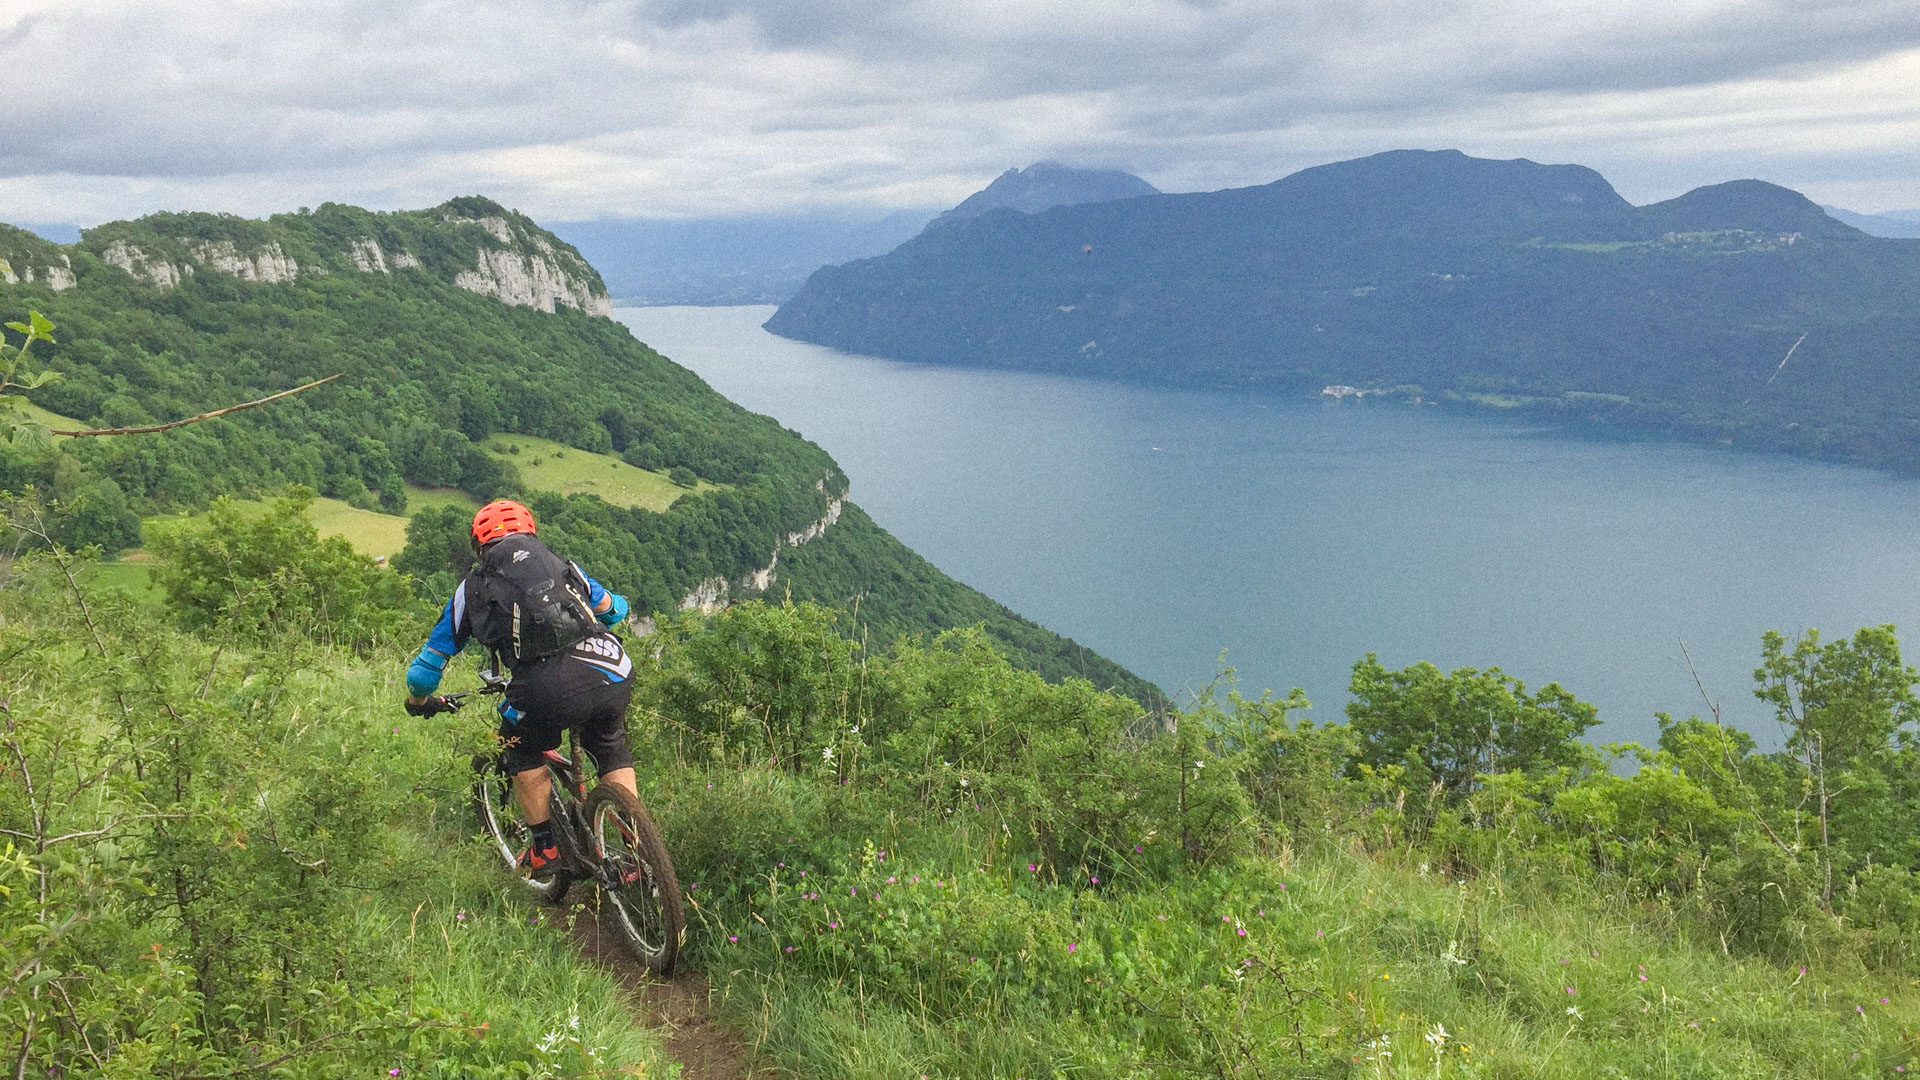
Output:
[630,482,849,635]
[445,214,612,316]
[62,197,612,318]
[0,225,77,291]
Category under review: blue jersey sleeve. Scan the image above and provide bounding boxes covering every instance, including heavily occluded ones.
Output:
[575,564,628,627]
[406,582,471,697]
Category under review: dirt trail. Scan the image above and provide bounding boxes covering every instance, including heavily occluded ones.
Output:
[568,908,772,1080]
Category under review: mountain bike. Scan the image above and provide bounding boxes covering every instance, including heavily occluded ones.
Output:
[449,674,685,975]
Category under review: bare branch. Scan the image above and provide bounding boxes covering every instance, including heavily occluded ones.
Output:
[48,374,342,438]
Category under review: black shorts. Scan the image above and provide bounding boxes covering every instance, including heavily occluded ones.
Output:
[496,678,634,777]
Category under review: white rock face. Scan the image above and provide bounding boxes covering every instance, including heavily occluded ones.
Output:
[628,484,851,636]
[103,239,303,289]
[679,576,730,614]
[786,496,845,547]
[347,237,389,273]
[186,240,299,283]
[102,241,192,289]
[0,254,75,291]
[391,250,421,270]
[40,258,76,291]
[447,215,515,243]
[453,247,613,317]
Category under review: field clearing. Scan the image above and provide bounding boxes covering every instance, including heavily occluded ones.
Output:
[1,399,84,434]
[75,558,160,601]
[483,434,715,511]
[146,495,412,560]
[403,484,479,515]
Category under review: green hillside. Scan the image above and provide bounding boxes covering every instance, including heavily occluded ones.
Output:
[0,199,1160,703]
[17,508,1920,1076]
[769,150,1920,473]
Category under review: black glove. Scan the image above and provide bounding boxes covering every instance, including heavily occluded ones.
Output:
[404,695,456,718]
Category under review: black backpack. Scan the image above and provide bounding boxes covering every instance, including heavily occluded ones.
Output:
[467,533,599,664]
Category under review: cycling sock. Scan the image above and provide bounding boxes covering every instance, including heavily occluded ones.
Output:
[529,820,556,848]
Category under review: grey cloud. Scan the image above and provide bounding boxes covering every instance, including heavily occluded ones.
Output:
[1,0,1918,222]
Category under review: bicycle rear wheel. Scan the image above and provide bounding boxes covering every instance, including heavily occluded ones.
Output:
[582,784,684,975]
[470,754,572,904]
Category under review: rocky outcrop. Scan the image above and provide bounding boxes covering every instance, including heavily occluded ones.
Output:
[452,242,613,316]
[347,238,389,273]
[186,239,299,283]
[629,485,849,634]
[102,238,300,288]
[74,200,610,317]
[101,241,192,289]
[446,215,515,244]
[346,237,423,274]
[0,253,75,291]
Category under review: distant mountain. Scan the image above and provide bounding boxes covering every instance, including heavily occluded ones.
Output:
[549,210,937,306]
[933,162,1159,227]
[548,164,1157,307]
[768,149,1920,474]
[18,223,80,245]
[1823,205,1920,239]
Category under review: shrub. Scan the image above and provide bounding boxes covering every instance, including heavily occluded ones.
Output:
[147,487,417,651]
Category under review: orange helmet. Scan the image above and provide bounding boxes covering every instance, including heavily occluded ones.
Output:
[471,499,536,546]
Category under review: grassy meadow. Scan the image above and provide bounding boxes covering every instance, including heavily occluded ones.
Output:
[484,433,714,511]
[17,497,1920,1078]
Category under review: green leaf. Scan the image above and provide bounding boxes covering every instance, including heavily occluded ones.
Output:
[3,322,26,335]
[27,310,54,337]
[24,370,58,389]
[8,421,51,451]
[16,968,60,993]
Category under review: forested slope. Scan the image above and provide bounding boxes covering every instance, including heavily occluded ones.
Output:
[770,149,1920,472]
[0,198,1159,701]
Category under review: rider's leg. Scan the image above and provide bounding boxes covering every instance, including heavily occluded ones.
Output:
[512,764,553,825]
[577,680,638,800]
[600,766,638,798]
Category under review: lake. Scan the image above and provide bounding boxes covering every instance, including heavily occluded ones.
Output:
[616,304,1920,748]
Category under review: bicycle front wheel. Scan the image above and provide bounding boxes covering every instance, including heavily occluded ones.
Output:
[582,784,684,975]
[471,754,571,904]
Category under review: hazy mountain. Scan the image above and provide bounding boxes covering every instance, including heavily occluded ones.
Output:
[1823,205,1920,239]
[768,149,1920,473]
[933,162,1159,227]
[18,223,81,244]
[549,210,938,306]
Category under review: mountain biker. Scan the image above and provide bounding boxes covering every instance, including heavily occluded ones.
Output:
[403,498,635,877]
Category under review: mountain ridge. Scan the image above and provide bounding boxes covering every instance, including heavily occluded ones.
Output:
[767,149,1920,473]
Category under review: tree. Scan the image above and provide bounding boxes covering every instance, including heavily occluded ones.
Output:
[147,488,417,652]
[1346,654,1599,800]
[1754,625,1920,908]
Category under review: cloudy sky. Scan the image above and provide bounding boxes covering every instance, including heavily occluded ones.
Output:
[5,0,1919,226]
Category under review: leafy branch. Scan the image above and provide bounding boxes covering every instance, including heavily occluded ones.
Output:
[3,309,342,446]
[1,310,59,448]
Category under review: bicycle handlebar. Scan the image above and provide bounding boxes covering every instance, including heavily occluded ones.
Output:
[441,669,510,709]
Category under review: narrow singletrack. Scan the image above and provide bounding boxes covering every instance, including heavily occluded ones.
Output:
[562,905,771,1080]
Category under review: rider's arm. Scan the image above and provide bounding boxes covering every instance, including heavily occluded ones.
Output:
[406,583,471,701]
[574,564,629,627]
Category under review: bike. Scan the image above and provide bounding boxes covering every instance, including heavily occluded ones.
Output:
[448,674,686,975]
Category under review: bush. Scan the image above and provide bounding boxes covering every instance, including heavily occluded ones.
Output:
[147,487,418,651]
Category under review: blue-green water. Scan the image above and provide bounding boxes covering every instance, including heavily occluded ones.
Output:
[616,304,1920,747]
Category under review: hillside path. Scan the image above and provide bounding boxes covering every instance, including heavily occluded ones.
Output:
[568,908,772,1080]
